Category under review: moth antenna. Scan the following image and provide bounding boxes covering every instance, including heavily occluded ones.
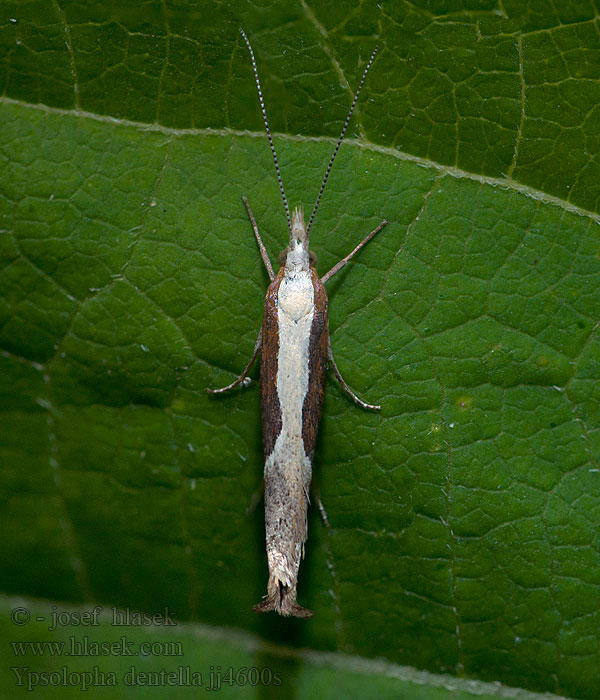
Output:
[240,28,292,235]
[305,45,379,237]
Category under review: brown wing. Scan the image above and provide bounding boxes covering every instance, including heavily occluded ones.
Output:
[260,268,284,459]
[302,268,329,460]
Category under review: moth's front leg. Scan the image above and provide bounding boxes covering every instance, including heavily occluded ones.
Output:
[242,196,275,282]
[321,220,387,284]
[206,329,262,394]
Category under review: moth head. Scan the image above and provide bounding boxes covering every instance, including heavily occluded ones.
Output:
[240,30,378,281]
[278,207,317,271]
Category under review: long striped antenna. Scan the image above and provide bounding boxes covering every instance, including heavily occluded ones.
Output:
[240,28,292,236]
[305,45,379,238]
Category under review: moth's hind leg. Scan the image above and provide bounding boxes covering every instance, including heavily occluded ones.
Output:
[328,339,381,411]
[315,492,330,528]
[245,478,264,516]
[207,329,262,394]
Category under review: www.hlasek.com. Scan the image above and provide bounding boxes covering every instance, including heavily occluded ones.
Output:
[11,665,282,691]
[11,636,183,658]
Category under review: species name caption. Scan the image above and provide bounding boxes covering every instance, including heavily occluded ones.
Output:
[207,28,388,618]
[9,606,282,690]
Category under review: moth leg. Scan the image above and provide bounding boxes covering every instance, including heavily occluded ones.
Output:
[328,339,381,411]
[242,196,275,282]
[321,220,388,284]
[309,482,330,527]
[316,493,330,528]
[246,478,264,516]
[207,329,262,394]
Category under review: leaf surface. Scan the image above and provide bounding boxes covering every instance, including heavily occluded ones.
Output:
[1,3,599,699]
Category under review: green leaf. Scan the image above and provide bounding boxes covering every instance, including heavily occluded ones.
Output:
[1,3,599,700]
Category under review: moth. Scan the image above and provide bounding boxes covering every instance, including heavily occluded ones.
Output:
[208,29,387,618]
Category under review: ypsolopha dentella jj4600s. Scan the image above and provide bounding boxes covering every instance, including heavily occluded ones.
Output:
[208,29,387,618]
